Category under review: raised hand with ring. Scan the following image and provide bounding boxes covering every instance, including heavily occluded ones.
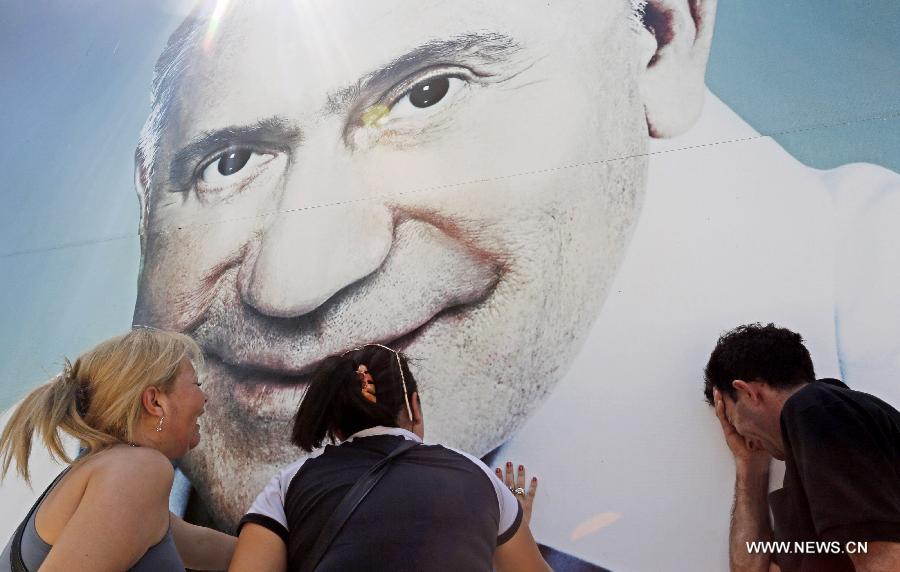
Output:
[495,460,539,528]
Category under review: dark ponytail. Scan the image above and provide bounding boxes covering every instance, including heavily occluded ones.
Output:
[291,346,418,452]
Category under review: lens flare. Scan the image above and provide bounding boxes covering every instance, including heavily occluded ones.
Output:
[202,0,231,53]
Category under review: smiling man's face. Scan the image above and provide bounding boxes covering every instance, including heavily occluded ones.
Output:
[134,0,659,526]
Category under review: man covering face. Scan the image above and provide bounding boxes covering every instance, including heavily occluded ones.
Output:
[133,0,714,527]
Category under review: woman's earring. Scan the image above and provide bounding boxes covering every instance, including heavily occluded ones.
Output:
[155,415,165,432]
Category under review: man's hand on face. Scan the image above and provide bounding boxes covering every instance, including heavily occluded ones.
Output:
[713,389,770,474]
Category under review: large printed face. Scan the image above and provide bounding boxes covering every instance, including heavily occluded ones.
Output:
[134,0,661,526]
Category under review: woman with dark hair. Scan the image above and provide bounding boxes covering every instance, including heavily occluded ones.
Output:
[229,344,550,572]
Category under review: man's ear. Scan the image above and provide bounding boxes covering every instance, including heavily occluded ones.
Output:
[731,379,758,403]
[134,147,151,251]
[636,0,718,138]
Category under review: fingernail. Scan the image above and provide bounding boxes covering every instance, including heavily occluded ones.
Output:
[518,465,524,471]
[532,477,538,482]
[507,461,512,467]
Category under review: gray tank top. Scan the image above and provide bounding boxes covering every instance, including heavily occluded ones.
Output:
[1,470,185,571]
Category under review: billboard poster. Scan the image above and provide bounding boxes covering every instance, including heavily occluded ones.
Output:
[2,1,898,569]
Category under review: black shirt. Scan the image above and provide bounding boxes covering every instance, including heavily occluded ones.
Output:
[239,427,522,572]
[768,379,900,572]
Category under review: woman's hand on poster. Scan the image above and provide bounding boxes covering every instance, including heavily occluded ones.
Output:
[496,461,539,527]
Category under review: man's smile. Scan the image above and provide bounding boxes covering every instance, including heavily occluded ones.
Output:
[206,317,432,386]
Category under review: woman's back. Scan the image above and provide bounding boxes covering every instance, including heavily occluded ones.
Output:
[231,345,548,572]
[0,446,182,572]
[0,500,182,572]
[241,427,521,572]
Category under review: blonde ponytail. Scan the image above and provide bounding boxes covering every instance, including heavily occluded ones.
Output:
[0,328,201,483]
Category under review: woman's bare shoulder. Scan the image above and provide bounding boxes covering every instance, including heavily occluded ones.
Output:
[36,446,173,546]
[82,446,174,495]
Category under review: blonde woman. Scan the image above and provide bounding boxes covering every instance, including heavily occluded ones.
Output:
[0,329,235,571]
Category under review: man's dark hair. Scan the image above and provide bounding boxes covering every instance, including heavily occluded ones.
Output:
[703,323,815,405]
[292,345,418,452]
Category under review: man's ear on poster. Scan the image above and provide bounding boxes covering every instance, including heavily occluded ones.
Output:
[637,0,718,138]
[134,146,152,252]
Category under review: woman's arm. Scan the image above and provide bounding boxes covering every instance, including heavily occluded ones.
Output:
[39,448,173,571]
[227,523,287,572]
[170,513,236,570]
[494,523,552,572]
[493,462,550,571]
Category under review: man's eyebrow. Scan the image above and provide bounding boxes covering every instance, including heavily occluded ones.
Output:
[327,32,521,112]
[166,117,301,187]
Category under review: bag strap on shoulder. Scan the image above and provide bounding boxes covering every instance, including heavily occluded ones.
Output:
[299,438,418,572]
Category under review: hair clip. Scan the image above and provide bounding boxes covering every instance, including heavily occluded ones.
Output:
[343,344,413,421]
[356,365,377,403]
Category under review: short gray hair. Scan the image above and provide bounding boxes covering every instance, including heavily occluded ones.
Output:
[136,14,206,192]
